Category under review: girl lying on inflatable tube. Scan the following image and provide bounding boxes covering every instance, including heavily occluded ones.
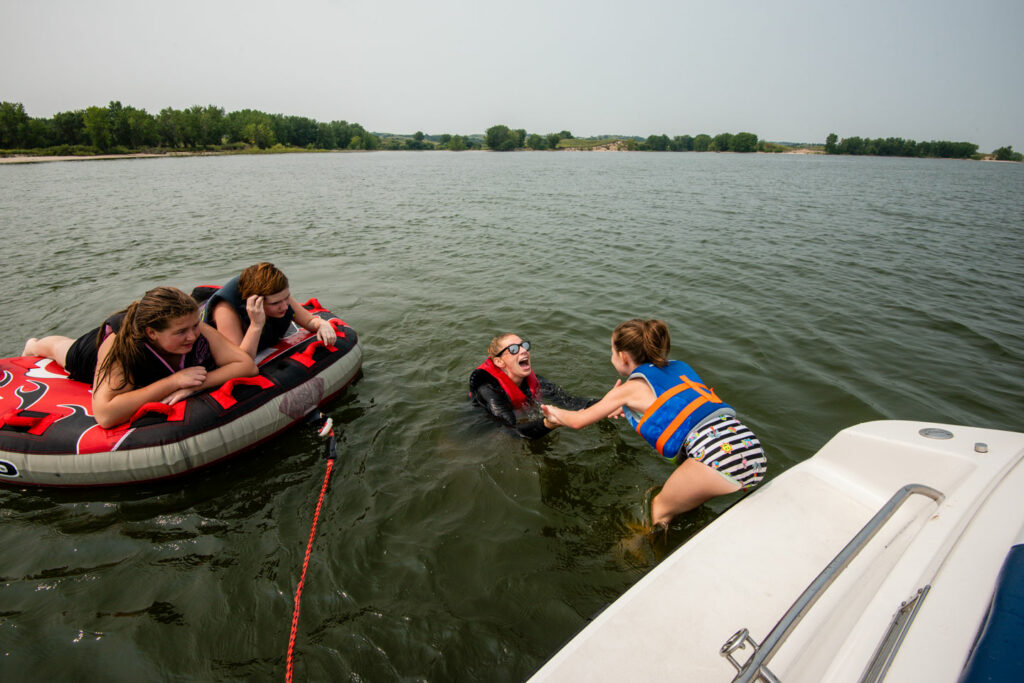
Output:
[23,287,257,428]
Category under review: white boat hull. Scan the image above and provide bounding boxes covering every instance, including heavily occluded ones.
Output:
[529,420,1024,682]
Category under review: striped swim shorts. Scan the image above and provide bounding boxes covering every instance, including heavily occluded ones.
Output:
[683,415,767,489]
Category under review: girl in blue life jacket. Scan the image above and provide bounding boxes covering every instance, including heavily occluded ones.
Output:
[542,318,766,528]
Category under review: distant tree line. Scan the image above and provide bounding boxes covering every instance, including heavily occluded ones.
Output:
[640,132,761,152]
[484,126,767,152]
[4,101,1016,161]
[377,130,487,151]
[824,133,979,159]
[0,101,380,152]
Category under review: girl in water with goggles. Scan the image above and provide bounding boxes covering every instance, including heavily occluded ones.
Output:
[469,333,594,439]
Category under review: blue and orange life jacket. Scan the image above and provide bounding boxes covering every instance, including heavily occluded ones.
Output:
[623,360,733,464]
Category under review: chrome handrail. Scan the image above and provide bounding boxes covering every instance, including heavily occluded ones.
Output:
[721,483,944,682]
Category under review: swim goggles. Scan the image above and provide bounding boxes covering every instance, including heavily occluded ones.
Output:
[494,340,531,358]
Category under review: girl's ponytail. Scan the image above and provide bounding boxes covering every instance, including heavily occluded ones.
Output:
[97,301,145,390]
[612,318,671,367]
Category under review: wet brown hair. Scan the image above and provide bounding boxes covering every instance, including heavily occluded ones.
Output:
[96,287,199,390]
[612,319,670,367]
[488,333,518,358]
[238,262,289,299]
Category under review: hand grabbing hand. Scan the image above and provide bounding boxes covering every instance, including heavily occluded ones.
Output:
[541,404,564,427]
[174,366,207,390]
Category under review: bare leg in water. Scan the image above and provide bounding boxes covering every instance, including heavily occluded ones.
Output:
[650,457,740,528]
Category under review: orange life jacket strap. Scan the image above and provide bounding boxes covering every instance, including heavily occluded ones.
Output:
[634,375,723,455]
[654,396,709,455]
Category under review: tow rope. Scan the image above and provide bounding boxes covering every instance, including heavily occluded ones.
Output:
[285,412,337,682]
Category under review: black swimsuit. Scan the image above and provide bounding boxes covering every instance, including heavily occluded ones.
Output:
[63,311,215,386]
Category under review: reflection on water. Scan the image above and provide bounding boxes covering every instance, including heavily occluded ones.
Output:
[0,152,1022,680]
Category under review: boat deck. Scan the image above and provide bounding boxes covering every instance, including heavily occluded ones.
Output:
[529,421,1024,682]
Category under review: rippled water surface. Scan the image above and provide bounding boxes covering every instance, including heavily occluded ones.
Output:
[1,152,1022,680]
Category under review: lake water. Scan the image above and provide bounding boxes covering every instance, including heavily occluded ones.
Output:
[1,151,1022,680]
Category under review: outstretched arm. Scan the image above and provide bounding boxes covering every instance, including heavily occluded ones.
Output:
[543,379,645,429]
[291,298,337,346]
[138,325,258,409]
[195,323,258,388]
[537,377,598,411]
[91,336,207,428]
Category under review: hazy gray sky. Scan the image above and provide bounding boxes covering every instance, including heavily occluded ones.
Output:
[2,0,1021,151]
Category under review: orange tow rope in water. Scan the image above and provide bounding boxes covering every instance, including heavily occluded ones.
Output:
[285,414,337,683]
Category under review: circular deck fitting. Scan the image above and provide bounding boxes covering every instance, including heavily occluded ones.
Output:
[919,427,954,439]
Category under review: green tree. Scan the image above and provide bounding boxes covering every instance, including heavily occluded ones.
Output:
[157,107,185,148]
[526,133,547,149]
[23,118,53,148]
[993,145,1022,161]
[278,115,317,147]
[448,135,467,151]
[242,121,276,148]
[485,124,516,151]
[710,132,733,151]
[83,106,113,150]
[194,105,225,147]
[731,132,758,153]
[315,122,337,149]
[116,104,158,148]
[0,101,30,148]
[404,131,428,150]
[838,136,865,155]
[693,134,712,152]
[351,123,379,149]
[646,134,670,151]
[825,133,838,154]
[672,135,694,151]
[325,120,353,149]
[51,110,85,146]
[103,100,157,149]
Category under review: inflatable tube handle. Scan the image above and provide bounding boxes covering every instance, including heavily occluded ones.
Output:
[328,318,348,338]
[302,297,326,313]
[209,375,276,410]
[127,401,187,426]
[289,340,338,368]
[0,411,61,436]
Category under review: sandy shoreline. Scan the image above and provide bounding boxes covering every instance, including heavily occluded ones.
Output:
[2,149,1008,164]
[0,152,218,164]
